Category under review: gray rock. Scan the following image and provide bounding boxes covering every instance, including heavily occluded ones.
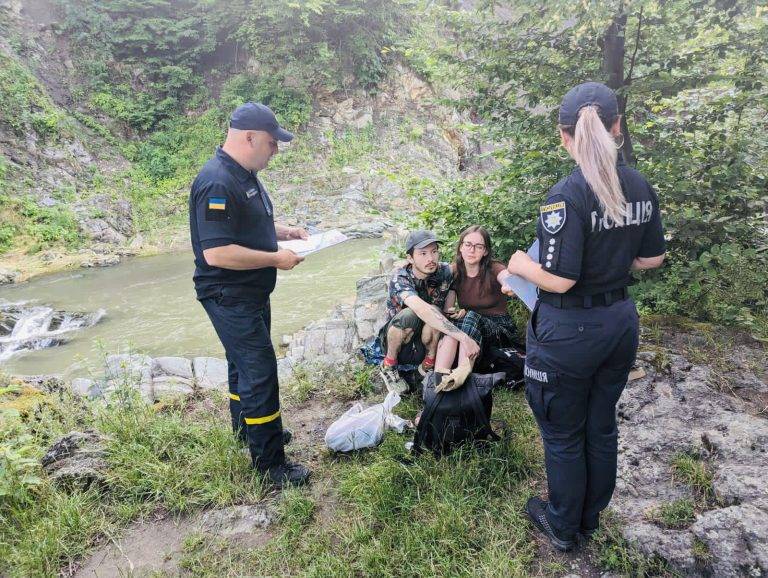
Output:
[41,430,109,489]
[623,523,697,573]
[713,465,767,505]
[277,357,294,384]
[0,268,21,285]
[343,221,389,239]
[70,377,102,399]
[151,376,194,400]
[353,274,389,341]
[193,357,228,390]
[80,253,121,268]
[152,357,193,379]
[610,353,768,577]
[692,505,768,577]
[104,354,153,402]
[287,306,357,364]
[198,505,273,537]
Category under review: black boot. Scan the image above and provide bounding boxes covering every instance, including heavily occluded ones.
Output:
[525,496,575,552]
[266,462,312,489]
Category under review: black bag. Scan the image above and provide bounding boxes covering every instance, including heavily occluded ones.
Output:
[480,343,526,389]
[412,371,505,456]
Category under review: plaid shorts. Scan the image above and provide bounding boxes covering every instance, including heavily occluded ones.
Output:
[453,311,517,352]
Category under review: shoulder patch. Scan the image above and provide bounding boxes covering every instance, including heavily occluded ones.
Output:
[205,197,229,222]
[208,197,227,210]
[540,201,566,235]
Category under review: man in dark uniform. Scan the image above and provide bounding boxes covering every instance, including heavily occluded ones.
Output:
[189,102,311,488]
[506,82,666,550]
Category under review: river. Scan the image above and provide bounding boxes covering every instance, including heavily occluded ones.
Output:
[0,239,381,378]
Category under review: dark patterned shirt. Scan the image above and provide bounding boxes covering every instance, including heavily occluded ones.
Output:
[386,263,454,320]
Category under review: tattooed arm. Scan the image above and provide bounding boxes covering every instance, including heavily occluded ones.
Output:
[403,295,480,358]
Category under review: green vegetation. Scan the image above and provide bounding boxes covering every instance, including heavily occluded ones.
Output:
[408,0,768,336]
[591,512,675,576]
[0,53,64,139]
[671,451,716,507]
[0,384,264,576]
[647,498,697,529]
[175,389,543,577]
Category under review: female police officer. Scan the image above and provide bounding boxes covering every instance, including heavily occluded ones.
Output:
[505,82,666,551]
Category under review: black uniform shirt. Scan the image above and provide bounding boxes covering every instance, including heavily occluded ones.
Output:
[537,161,665,296]
[189,147,278,301]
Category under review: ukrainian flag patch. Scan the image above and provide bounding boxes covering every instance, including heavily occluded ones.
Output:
[208,197,226,210]
[205,196,228,222]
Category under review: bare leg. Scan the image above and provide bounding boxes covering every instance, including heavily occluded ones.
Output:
[386,325,413,360]
[435,335,459,373]
[458,339,478,367]
[421,325,440,360]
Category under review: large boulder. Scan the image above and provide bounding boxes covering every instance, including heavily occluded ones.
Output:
[692,505,768,577]
[193,357,228,390]
[0,268,21,285]
[152,357,194,379]
[104,354,153,402]
[41,430,109,490]
[287,306,357,364]
[611,352,768,576]
[353,274,389,341]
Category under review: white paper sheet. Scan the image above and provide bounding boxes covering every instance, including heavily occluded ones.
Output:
[277,229,349,257]
[500,240,540,311]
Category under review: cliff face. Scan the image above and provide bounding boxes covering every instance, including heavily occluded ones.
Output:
[0,0,134,277]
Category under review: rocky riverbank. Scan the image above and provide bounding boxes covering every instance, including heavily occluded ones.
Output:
[9,269,767,577]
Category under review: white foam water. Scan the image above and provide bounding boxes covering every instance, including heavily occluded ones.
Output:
[0,302,105,361]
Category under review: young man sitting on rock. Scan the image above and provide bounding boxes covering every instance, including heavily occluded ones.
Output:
[378,230,481,393]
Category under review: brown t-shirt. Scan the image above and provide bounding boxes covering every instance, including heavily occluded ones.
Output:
[454,261,509,316]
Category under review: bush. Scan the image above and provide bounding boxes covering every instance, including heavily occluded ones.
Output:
[19,197,82,249]
[220,75,312,130]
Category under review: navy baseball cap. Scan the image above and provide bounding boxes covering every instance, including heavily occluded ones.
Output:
[558,82,618,126]
[230,102,294,142]
[405,230,440,253]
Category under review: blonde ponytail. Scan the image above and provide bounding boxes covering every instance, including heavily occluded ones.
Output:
[573,106,626,224]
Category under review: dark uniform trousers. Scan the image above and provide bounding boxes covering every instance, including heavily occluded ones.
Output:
[524,298,639,539]
[201,294,285,470]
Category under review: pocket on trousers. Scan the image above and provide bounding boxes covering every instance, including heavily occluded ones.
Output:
[524,365,558,422]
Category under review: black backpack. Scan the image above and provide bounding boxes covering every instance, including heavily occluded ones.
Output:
[477,343,526,390]
[412,371,505,456]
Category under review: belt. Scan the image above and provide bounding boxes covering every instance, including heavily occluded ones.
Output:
[539,287,629,309]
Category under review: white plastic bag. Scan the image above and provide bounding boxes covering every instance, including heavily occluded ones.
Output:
[324,391,407,452]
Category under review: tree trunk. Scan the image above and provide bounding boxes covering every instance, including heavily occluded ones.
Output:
[602,10,636,165]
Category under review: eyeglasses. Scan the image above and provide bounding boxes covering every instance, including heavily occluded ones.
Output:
[461,241,486,251]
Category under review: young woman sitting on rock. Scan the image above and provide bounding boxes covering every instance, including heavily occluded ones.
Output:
[433,225,518,391]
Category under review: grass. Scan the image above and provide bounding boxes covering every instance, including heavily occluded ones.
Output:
[646,499,696,529]
[670,452,715,506]
[1,361,673,576]
[0,384,265,576]
[590,511,677,577]
[176,391,544,576]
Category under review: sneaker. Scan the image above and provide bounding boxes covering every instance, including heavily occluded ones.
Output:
[525,496,575,552]
[266,461,312,489]
[379,363,409,394]
[418,362,435,377]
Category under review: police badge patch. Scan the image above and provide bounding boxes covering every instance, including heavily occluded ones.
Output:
[540,201,566,235]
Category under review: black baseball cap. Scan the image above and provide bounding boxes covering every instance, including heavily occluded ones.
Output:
[405,230,440,253]
[558,82,618,126]
[230,102,294,142]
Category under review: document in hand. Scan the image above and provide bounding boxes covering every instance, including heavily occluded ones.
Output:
[277,229,349,257]
[504,240,540,311]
